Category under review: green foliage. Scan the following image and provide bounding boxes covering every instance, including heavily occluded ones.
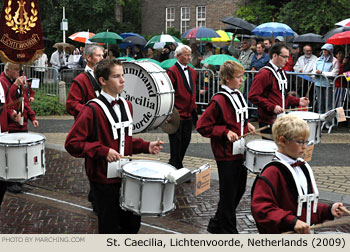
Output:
[31,91,67,116]
[236,0,278,24]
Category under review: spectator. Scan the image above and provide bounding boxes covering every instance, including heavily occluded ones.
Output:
[312,43,339,119]
[264,39,272,54]
[190,43,201,68]
[159,45,171,62]
[237,39,254,70]
[49,45,65,83]
[133,45,144,60]
[33,52,48,85]
[291,44,301,67]
[294,45,318,74]
[250,42,269,71]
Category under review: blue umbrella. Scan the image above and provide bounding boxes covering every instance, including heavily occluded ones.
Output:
[119,32,145,50]
[252,22,295,37]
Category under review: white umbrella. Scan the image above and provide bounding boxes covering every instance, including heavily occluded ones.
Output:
[335,18,350,27]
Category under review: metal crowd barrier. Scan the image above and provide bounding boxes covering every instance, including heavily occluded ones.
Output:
[60,68,84,86]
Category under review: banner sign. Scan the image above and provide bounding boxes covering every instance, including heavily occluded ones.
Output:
[0,0,44,64]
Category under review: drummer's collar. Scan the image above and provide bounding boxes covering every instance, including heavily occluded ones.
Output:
[100,90,119,103]
[275,151,303,166]
[269,60,280,72]
[177,61,189,71]
[221,85,239,94]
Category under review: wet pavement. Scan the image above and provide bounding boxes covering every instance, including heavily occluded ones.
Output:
[0,116,350,234]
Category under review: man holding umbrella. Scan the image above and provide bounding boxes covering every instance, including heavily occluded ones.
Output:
[166,45,197,170]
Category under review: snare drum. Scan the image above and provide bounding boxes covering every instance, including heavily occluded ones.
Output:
[120,160,176,216]
[289,111,321,144]
[244,139,277,173]
[0,133,46,182]
[122,61,174,133]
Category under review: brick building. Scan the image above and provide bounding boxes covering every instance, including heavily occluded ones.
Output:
[141,0,248,36]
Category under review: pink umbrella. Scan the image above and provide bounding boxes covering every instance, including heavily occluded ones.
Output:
[327,31,350,45]
[69,31,95,44]
[335,18,350,27]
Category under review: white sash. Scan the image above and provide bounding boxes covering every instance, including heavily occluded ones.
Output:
[0,82,5,103]
[263,66,288,110]
[272,158,319,226]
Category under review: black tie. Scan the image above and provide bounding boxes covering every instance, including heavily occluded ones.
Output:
[290,161,305,167]
[110,99,118,107]
[184,67,189,71]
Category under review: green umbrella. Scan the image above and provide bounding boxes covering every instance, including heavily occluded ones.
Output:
[145,34,182,49]
[116,56,134,62]
[160,58,195,69]
[201,54,242,66]
[89,31,123,44]
[136,58,161,66]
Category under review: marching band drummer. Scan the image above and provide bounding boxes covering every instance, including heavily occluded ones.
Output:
[251,114,344,234]
[65,58,163,234]
[248,43,309,135]
[196,60,256,234]
[0,76,22,208]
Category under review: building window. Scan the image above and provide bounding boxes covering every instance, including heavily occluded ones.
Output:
[196,6,206,27]
[181,7,190,34]
[166,7,175,32]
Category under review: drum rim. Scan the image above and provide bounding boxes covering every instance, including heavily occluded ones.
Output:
[0,132,46,146]
[289,111,321,121]
[246,139,277,154]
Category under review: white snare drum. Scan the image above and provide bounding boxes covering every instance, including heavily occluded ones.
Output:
[0,133,46,182]
[120,160,176,216]
[244,139,277,173]
[122,61,174,133]
[289,111,321,144]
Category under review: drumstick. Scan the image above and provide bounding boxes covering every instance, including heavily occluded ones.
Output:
[285,107,312,112]
[120,155,158,161]
[339,206,350,215]
[283,216,350,234]
[157,137,161,161]
[305,82,314,99]
[255,132,273,140]
[239,125,270,139]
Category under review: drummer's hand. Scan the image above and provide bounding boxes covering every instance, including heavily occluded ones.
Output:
[32,120,39,128]
[332,203,345,218]
[107,148,121,162]
[14,76,25,87]
[248,122,256,135]
[149,140,164,154]
[273,105,284,114]
[10,111,21,123]
[226,130,239,142]
[299,97,309,106]
[29,97,35,103]
[294,219,311,234]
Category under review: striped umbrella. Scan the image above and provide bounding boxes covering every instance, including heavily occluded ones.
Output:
[335,18,350,27]
[68,31,95,44]
[200,30,240,42]
[145,34,182,49]
[181,27,220,39]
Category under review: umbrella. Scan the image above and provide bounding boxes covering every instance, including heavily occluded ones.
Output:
[116,56,134,62]
[89,31,123,44]
[252,22,295,37]
[335,18,350,27]
[224,24,253,35]
[160,58,194,69]
[327,31,350,45]
[68,31,95,44]
[201,54,242,66]
[119,33,146,49]
[292,33,325,43]
[220,16,256,33]
[181,27,220,39]
[145,34,182,49]
[136,58,161,66]
[323,26,350,41]
[53,42,75,49]
[200,30,240,42]
[122,36,147,46]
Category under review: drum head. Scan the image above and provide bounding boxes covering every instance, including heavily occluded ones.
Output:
[289,111,320,120]
[122,160,176,179]
[121,61,174,133]
[0,132,45,146]
[246,139,277,153]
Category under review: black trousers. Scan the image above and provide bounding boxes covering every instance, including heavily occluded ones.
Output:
[168,119,192,169]
[90,182,141,234]
[0,181,7,207]
[209,159,247,233]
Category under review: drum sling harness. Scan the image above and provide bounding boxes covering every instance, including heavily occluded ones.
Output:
[263,66,288,111]
[90,96,133,178]
[255,158,319,227]
[0,83,5,133]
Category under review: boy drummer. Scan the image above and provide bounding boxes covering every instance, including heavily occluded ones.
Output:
[251,114,344,233]
[65,58,163,234]
[197,60,255,233]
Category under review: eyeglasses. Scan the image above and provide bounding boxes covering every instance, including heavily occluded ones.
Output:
[279,55,289,59]
[292,140,310,146]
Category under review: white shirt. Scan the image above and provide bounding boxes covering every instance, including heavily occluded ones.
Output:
[100,91,121,122]
[276,152,308,194]
[177,61,191,88]
[85,65,95,78]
